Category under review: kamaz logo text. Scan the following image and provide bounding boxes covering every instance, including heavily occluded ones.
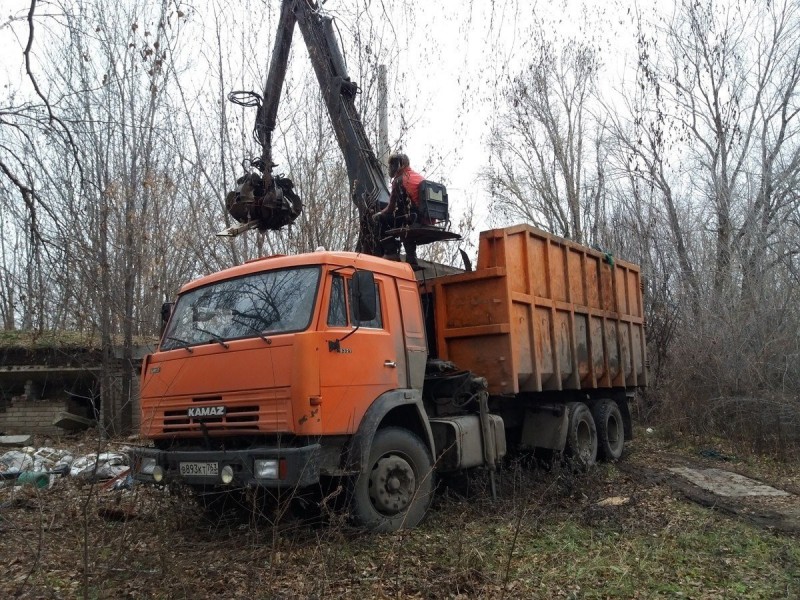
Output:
[187,406,226,418]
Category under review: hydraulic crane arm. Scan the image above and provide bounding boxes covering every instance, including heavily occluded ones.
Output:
[222,0,388,253]
[219,2,300,239]
[292,0,390,216]
[254,3,296,171]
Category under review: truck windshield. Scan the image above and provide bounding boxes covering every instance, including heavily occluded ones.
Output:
[160,266,320,351]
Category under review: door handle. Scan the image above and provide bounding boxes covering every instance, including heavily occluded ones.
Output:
[384,360,397,368]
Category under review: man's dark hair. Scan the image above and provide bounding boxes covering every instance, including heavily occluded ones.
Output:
[388,153,410,177]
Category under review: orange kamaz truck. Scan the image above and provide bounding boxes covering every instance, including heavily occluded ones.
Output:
[132,224,647,530]
[131,0,646,530]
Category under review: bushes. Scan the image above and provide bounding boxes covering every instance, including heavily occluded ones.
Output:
[646,288,800,459]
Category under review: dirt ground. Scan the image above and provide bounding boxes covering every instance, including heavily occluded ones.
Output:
[1,430,798,599]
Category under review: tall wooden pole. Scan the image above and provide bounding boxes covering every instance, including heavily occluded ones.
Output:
[378,64,389,177]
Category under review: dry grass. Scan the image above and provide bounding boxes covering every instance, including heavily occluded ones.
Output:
[1,430,798,599]
[0,329,157,351]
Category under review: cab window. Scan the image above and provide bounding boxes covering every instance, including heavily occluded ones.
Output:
[327,275,348,327]
[327,274,383,329]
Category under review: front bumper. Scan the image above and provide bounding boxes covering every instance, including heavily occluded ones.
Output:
[130,444,321,488]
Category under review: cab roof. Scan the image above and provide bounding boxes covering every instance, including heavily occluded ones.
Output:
[179,251,416,294]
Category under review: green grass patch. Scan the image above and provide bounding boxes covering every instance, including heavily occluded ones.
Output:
[410,497,800,598]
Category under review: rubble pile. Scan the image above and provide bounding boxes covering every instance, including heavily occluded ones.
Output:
[0,441,132,490]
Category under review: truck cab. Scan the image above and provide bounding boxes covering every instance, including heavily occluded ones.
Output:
[132,251,437,530]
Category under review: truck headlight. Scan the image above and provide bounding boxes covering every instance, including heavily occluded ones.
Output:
[254,459,279,479]
[139,457,157,475]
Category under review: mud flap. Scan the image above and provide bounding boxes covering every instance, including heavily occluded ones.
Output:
[521,405,569,451]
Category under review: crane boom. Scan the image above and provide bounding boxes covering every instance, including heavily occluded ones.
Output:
[221,0,455,254]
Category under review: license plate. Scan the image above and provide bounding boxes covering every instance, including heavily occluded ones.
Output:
[179,461,219,477]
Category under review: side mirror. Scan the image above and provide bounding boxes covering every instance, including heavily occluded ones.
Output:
[351,270,376,323]
[160,302,174,336]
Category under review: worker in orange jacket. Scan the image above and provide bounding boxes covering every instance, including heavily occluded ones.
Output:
[373,153,424,265]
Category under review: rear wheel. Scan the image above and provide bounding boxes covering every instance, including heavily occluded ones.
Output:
[565,402,598,470]
[593,399,625,461]
[350,427,434,532]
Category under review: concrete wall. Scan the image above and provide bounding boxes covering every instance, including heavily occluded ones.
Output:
[0,353,148,436]
[0,396,84,437]
[0,376,142,437]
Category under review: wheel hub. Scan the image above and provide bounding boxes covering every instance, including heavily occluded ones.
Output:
[368,455,416,515]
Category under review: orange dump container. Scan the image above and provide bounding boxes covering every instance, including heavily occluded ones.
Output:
[426,225,647,396]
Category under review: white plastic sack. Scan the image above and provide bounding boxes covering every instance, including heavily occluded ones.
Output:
[0,450,34,474]
[69,454,97,477]
[54,454,74,469]
[70,452,129,479]
[33,447,66,471]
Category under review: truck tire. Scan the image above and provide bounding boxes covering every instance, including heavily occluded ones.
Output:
[593,399,625,461]
[565,402,598,470]
[349,427,434,532]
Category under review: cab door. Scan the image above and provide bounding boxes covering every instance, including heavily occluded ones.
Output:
[317,272,404,435]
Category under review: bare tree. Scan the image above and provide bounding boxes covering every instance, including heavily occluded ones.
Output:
[15,0,193,433]
[613,0,800,448]
[484,25,604,245]
[635,0,800,299]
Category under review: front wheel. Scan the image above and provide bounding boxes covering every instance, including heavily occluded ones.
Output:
[350,427,434,532]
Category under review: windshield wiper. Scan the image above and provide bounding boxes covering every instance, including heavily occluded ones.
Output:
[193,326,230,349]
[163,336,194,353]
[232,318,272,345]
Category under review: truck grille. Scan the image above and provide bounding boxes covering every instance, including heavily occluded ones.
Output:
[141,387,292,437]
[162,405,259,433]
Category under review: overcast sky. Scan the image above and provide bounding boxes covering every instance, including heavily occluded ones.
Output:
[381,0,637,231]
[0,0,642,236]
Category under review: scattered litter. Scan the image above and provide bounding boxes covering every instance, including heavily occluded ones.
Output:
[12,471,50,489]
[49,464,70,478]
[33,447,71,472]
[96,453,130,479]
[54,454,74,472]
[0,451,34,476]
[70,452,129,479]
[0,439,143,518]
[596,496,630,507]
[646,427,654,434]
[110,471,135,491]
[68,455,94,477]
[0,444,130,486]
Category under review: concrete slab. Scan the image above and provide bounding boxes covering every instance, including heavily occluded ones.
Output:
[0,435,33,447]
[668,467,791,497]
[52,412,96,431]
